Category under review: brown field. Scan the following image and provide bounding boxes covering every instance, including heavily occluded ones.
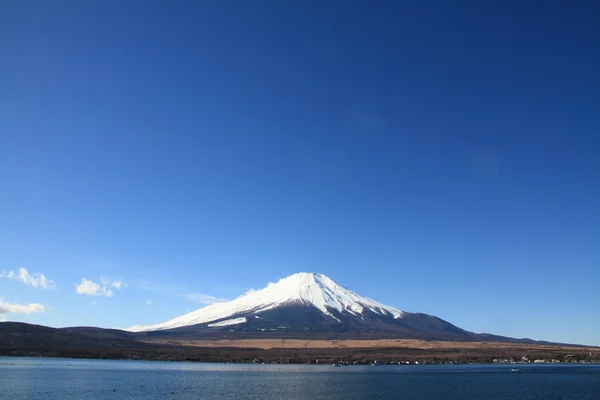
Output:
[3,322,597,364]
[145,338,597,351]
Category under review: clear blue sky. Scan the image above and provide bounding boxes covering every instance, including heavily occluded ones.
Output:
[1,1,598,345]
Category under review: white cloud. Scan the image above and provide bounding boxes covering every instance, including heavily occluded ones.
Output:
[91,302,97,306]
[238,288,257,298]
[136,282,226,305]
[0,268,55,289]
[74,278,125,297]
[146,300,152,305]
[100,278,126,290]
[184,293,226,304]
[0,299,46,318]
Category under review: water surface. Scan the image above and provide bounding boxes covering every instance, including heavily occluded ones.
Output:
[1,357,599,400]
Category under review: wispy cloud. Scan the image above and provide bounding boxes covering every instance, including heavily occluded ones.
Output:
[0,298,46,319]
[101,278,126,290]
[184,293,226,304]
[136,282,226,305]
[1,268,55,289]
[75,278,126,297]
[238,288,257,298]
[146,300,152,305]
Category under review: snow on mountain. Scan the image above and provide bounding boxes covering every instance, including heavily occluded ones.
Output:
[207,317,247,327]
[127,272,404,332]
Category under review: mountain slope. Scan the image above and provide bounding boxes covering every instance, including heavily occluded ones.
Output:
[127,272,478,341]
[128,273,404,332]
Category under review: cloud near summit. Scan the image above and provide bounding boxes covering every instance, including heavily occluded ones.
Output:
[135,281,225,304]
[75,278,126,297]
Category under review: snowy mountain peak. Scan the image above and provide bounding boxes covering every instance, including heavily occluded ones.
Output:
[127,272,404,332]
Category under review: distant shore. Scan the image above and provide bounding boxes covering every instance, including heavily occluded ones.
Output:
[1,353,600,367]
[2,340,598,365]
[143,337,596,350]
[2,322,597,365]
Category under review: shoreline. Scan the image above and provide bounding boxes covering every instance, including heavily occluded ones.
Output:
[3,344,599,365]
[1,353,600,366]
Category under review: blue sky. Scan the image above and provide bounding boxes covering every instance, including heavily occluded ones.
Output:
[1,1,598,345]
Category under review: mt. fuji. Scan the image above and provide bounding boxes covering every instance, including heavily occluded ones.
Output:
[127,273,482,341]
[0,272,588,362]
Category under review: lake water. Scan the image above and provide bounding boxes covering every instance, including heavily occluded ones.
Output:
[1,357,599,400]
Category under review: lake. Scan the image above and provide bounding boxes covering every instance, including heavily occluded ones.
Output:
[1,357,599,400]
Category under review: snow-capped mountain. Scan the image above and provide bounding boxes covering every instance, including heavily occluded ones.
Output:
[128,273,403,332]
[128,272,476,341]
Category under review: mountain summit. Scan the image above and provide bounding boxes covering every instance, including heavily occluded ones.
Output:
[127,273,480,341]
[128,273,404,332]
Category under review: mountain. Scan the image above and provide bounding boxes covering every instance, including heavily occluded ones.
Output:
[128,273,402,331]
[0,322,147,354]
[2,321,595,365]
[127,272,480,341]
[2,273,595,363]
